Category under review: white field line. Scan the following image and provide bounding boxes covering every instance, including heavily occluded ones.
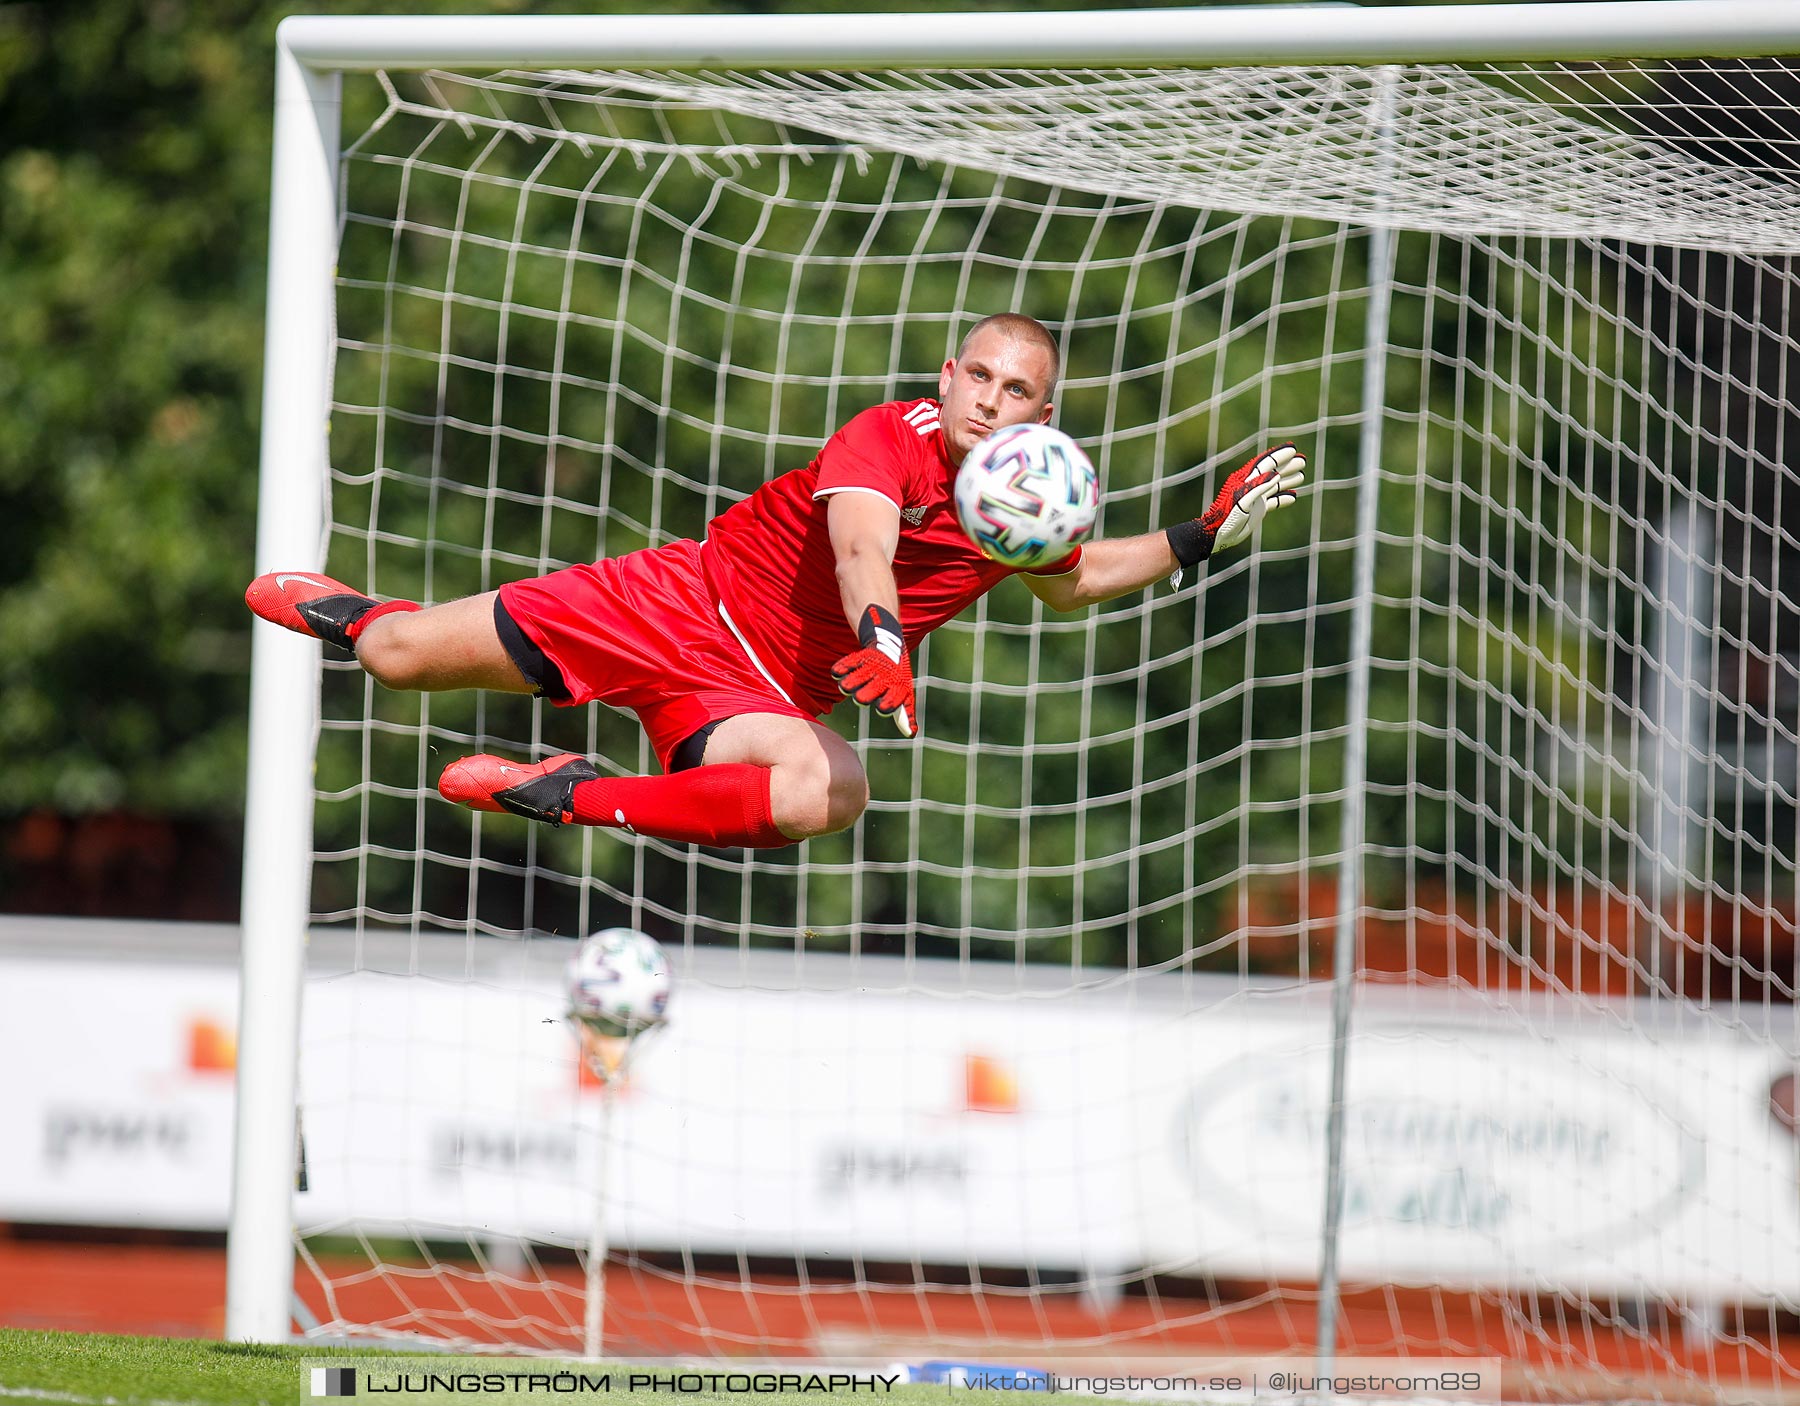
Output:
[0,1385,224,1406]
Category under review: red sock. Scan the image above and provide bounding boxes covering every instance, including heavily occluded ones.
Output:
[569,765,791,849]
[346,598,421,642]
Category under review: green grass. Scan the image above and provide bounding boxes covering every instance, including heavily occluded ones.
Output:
[0,1330,408,1405]
[0,1329,1060,1406]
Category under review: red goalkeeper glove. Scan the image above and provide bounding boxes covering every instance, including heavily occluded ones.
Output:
[1167,443,1307,578]
[832,604,917,738]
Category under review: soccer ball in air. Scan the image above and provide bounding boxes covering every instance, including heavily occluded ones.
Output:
[953,422,1100,570]
[566,927,671,1037]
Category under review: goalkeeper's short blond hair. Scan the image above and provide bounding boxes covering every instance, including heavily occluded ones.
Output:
[957,313,1061,395]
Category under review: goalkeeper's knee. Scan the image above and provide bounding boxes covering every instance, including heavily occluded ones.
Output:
[773,757,870,840]
[354,615,432,690]
[820,772,872,835]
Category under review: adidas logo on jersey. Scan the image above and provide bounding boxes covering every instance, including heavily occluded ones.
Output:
[902,400,940,436]
[899,401,937,526]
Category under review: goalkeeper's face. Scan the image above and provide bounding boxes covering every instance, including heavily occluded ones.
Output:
[938,329,1056,464]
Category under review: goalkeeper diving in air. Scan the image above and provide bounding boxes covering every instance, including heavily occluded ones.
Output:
[245,314,1305,851]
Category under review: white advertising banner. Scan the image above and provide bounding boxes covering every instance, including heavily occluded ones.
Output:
[1,936,1796,1302]
[295,975,1141,1269]
[0,958,240,1228]
[1128,1001,1799,1297]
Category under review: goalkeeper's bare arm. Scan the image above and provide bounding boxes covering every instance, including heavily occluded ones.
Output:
[1021,444,1306,612]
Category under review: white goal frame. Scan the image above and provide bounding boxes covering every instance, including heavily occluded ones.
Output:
[230,0,1800,1348]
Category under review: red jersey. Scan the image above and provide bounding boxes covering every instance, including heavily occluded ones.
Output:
[700,398,1075,717]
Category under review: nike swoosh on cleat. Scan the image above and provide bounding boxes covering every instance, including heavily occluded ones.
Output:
[497,766,528,776]
[275,573,330,591]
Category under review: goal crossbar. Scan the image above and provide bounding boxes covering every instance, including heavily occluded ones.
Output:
[275,3,1800,70]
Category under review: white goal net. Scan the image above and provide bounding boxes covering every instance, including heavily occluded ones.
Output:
[267,38,1800,1402]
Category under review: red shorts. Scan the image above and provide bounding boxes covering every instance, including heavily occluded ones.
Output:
[496,539,815,771]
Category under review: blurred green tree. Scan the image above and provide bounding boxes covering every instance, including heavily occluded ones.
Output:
[6,0,1748,952]
[0,0,1353,838]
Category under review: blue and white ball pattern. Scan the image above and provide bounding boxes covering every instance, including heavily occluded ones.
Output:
[566,927,671,1037]
[953,423,1100,569]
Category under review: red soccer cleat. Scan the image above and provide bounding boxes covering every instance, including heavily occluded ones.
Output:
[438,753,601,827]
[244,571,377,652]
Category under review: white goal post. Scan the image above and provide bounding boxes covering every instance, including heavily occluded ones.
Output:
[233,5,1800,1396]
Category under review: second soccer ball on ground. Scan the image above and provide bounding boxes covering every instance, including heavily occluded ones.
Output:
[953,423,1100,570]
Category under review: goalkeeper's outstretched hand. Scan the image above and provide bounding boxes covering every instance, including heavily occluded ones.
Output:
[1168,444,1307,570]
[832,604,917,738]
